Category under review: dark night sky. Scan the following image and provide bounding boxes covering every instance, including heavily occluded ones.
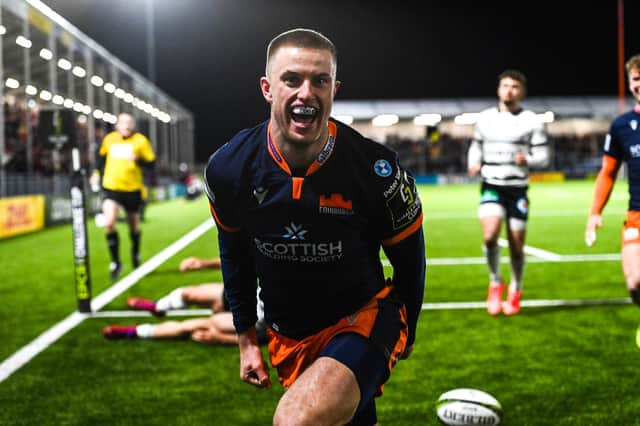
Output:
[45,0,640,162]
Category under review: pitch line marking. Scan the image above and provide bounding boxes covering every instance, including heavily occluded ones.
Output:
[498,238,562,261]
[381,252,620,267]
[0,218,215,384]
[422,297,630,310]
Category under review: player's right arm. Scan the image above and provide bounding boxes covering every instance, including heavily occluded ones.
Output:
[585,154,621,246]
[467,125,483,176]
[238,327,271,388]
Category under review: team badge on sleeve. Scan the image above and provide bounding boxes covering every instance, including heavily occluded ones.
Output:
[385,171,421,230]
[374,159,392,177]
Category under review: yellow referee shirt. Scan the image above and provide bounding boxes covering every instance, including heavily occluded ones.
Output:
[99,131,155,192]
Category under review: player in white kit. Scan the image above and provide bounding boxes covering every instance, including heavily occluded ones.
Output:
[467,70,549,315]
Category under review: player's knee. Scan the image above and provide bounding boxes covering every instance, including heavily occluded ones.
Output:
[273,390,354,426]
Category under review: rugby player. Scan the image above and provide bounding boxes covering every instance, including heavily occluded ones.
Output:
[204,28,425,425]
[586,54,640,346]
[467,70,549,315]
[91,113,155,280]
[103,283,266,345]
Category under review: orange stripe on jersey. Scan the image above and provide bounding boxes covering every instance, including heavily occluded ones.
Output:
[382,212,423,247]
[319,193,352,210]
[292,177,304,200]
[208,200,240,232]
[266,122,292,175]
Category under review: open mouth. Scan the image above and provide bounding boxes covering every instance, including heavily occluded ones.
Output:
[290,105,318,125]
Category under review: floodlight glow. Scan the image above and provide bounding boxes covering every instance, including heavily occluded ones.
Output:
[25,85,38,96]
[372,114,399,127]
[123,93,134,103]
[143,103,153,113]
[90,75,104,87]
[39,48,53,60]
[72,66,86,78]
[57,58,72,70]
[5,78,19,89]
[454,113,481,125]
[81,105,91,115]
[64,98,74,108]
[0,25,6,35]
[93,109,104,119]
[537,111,555,123]
[103,82,116,93]
[77,114,87,124]
[413,113,442,126]
[136,100,146,110]
[27,99,37,109]
[114,88,125,98]
[39,90,52,101]
[333,115,353,125]
[73,102,84,112]
[52,95,64,105]
[15,36,32,49]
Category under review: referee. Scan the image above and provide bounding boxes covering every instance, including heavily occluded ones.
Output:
[91,113,155,280]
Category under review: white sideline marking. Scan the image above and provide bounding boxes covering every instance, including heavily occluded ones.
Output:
[0,219,215,383]
[381,252,620,267]
[422,297,630,310]
[498,238,562,261]
[424,208,627,220]
[91,309,212,318]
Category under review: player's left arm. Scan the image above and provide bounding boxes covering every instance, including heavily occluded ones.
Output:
[136,134,156,169]
[379,161,426,352]
[525,121,550,168]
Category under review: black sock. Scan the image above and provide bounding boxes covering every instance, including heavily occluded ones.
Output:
[631,288,640,306]
[130,230,141,260]
[106,231,120,264]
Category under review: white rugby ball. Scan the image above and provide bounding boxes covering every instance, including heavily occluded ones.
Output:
[436,388,502,425]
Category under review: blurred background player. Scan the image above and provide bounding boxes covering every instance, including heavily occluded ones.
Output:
[179,256,221,272]
[467,70,549,315]
[102,283,266,345]
[90,113,156,280]
[585,54,640,346]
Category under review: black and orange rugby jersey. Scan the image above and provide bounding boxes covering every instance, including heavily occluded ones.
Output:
[205,119,425,344]
[604,109,640,211]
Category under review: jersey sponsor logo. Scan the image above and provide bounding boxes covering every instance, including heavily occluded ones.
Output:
[630,144,640,158]
[317,134,335,164]
[631,120,638,131]
[624,227,640,241]
[604,134,611,152]
[253,237,343,263]
[319,193,353,215]
[374,159,392,177]
[516,197,529,214]
[253,187,268,204]
[386,172,420,229]
[283,222,307,240]
[109,143,134,159]
[480,189,500,203]
[383,168,402,199]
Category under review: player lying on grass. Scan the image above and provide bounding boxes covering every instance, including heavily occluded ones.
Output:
[178,256,221,272]
[102,283,266,345]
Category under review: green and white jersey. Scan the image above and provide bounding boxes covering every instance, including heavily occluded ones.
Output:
[468,107,549,187]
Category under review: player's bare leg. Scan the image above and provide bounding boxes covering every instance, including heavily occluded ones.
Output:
[273,357,360,426]
[503,224,526,315]
[480,212,504,315]
[181,283,225,312]
[622,243,640,347]
[191,313,238,345]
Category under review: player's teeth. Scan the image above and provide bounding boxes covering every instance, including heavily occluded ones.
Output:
[292,106,316,116]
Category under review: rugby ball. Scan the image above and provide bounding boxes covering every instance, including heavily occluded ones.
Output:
[436,388,502,425]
